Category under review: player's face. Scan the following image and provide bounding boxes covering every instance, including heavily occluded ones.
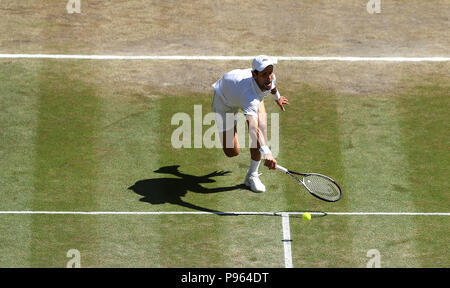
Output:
[253,65,274,91]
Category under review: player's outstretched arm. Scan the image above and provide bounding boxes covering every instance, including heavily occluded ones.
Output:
[246,115,277,170]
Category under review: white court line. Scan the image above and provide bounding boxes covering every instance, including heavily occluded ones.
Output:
[0,54,449,61]
[281,212,293,268]
[0,211,449,215]
[2,210,448,268]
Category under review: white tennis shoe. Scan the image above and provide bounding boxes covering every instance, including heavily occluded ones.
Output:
[244,172,266,193]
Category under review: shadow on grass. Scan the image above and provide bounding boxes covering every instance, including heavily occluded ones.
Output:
[128,165,246,213]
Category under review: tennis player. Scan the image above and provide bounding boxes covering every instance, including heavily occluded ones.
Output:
[211,55,289,192]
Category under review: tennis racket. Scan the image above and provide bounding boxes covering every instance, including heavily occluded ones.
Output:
[277,165,342,202]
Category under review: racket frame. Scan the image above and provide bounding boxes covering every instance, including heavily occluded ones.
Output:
[277,165,342,202]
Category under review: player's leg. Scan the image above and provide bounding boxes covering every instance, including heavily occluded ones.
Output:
[221,124,240,158]
[245,101,267,192]
[212,92,240,158]
[214,109,240,158]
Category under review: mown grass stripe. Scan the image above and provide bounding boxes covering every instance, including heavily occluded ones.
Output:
[396,80,450,267]
[90,60,164,267]
[0,60,41,266]
[154,94,228,267]
[32,60,101,267]
[337,93,419,267]
[279,84,351,267]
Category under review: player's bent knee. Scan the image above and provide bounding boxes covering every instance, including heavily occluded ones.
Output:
[224,148,240,157]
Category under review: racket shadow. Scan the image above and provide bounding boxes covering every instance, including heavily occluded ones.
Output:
[128,165,245,213]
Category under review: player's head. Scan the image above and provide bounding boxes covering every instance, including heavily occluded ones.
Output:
[252,55,276,91]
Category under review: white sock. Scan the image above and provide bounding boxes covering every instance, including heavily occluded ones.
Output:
[248,159,261,175]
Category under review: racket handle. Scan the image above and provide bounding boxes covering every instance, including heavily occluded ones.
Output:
[277,165,288,173]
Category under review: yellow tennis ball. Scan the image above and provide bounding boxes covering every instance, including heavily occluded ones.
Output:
[302,212,312,222]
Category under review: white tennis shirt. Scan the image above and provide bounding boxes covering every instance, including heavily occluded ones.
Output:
[212,68,279,117]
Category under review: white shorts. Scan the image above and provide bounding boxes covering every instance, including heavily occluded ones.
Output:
[212,91,240,132]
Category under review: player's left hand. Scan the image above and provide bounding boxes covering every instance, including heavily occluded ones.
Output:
[275,96,289,111]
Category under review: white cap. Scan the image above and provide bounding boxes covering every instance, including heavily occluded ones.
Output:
[252,55,277,72]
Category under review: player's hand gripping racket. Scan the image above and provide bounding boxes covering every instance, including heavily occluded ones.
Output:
[277,165,342,202]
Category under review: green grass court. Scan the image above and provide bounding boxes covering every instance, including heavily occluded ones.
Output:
[0,1,449,268]
[1,59,448,267]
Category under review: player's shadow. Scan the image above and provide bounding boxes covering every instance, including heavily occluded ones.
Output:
[128,165,245,213]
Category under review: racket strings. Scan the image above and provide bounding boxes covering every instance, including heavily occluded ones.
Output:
[303,175,341,201]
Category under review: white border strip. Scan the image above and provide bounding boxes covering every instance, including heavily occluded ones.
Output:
[0,211,448,216]
[281,213,293,268]
[0,54,449,62]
